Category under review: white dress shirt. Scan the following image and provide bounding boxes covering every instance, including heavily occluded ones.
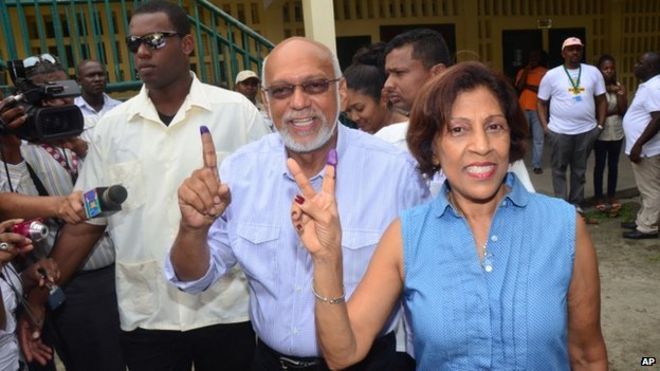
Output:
[75,93,122,143]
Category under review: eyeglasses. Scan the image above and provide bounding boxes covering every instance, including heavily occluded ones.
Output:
[126,32,180,53]
[22,54,59,69]
[263,78,341,100]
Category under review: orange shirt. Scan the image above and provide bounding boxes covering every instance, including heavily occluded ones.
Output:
[515,66,548,111]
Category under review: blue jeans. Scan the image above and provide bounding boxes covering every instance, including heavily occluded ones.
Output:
[525,110,544,169]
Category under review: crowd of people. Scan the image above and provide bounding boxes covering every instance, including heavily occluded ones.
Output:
[0,0,658,370]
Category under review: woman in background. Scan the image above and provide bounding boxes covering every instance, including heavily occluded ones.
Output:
[344,43,407,134]
[593,54,627,215]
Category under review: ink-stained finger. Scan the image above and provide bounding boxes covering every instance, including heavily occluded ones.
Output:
[200,126,218,178]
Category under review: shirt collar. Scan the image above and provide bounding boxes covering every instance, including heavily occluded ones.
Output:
[280,122,346,182]
[75,93,112,112]
[432,172,529,218]
[641,74,660,87]
[126,72,212,124]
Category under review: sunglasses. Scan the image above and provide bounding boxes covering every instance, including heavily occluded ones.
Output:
[23,54,59,69]
[263,78,341,100]
[126,32,180,53]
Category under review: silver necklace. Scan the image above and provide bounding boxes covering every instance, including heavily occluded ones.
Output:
[448,192,494,273]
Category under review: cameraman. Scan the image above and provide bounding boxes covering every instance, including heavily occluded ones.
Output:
[0,59,123,371]
[0,97,84,226]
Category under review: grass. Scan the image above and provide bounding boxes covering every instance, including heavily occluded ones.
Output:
[583,201,637,224]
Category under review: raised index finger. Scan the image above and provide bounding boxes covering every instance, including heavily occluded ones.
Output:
[200,126,218,178]
[286,158,316,200]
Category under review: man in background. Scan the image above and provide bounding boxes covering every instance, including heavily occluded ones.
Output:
[537,37,607,212]
[74,59,121,140]
[376,28,534,194]
[234,70,260,105]
[621,51,660,239]
[235,69,274,132]
[515,49,548,174]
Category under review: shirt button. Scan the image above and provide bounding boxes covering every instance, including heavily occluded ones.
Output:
[293,328,299,334]
[295,286,302,292]
[491,235,498,242]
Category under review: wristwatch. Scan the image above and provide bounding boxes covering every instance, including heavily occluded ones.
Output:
[597,124,604,130]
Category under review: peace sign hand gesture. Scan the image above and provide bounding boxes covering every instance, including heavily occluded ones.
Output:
[288,149,341,259]
[177,126,232,230]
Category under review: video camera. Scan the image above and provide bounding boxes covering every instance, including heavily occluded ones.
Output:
[0,54,83,141]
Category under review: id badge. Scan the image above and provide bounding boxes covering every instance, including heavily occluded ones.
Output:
[573,95,582,102]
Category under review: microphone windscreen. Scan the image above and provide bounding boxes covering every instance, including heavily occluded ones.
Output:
[106,185,128,204]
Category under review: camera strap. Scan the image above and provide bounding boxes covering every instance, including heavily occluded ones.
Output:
[25,161,50,197]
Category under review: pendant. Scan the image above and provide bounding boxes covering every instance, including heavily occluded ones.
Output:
[483,260,493,273]
[482,252,494,273]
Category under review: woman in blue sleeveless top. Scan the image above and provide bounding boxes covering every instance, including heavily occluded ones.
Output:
[289,62,607,370]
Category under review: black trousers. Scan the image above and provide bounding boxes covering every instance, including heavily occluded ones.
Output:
[593,139,623,198]
[28,265,124,371]
[121,321,255,371]
[251,331,397,371]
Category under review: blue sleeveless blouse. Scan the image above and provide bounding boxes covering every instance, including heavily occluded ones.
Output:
[401,173,575,370]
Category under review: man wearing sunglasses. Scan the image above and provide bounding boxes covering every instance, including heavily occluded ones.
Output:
[41,1,268,370]
[167,37,430,370]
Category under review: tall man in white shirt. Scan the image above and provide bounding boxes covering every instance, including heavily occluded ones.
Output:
[167,37,429,370]
[74,59,121,140]
[537,37,607,210]
[27,1,269,370]
[621,52,660,239]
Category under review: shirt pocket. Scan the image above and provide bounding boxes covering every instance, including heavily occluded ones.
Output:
[235,223,280,282]
[107,160,145,211]
[115,260,159,320]
[341,229,382,287]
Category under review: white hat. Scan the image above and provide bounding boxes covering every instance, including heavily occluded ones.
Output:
[562,37,583,50]
[235,70,260,84]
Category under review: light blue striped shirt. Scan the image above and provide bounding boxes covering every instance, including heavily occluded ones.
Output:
[166,123,430,357]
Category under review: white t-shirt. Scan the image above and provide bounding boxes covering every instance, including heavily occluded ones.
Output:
[622,74,660,157]
[374,121,409,150]
[538,63,606,134]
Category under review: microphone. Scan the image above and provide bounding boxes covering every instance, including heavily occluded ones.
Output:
[83,185,128,218]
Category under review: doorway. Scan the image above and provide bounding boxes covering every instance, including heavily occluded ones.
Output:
[501,29,543,82]
[501,27,587,81]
